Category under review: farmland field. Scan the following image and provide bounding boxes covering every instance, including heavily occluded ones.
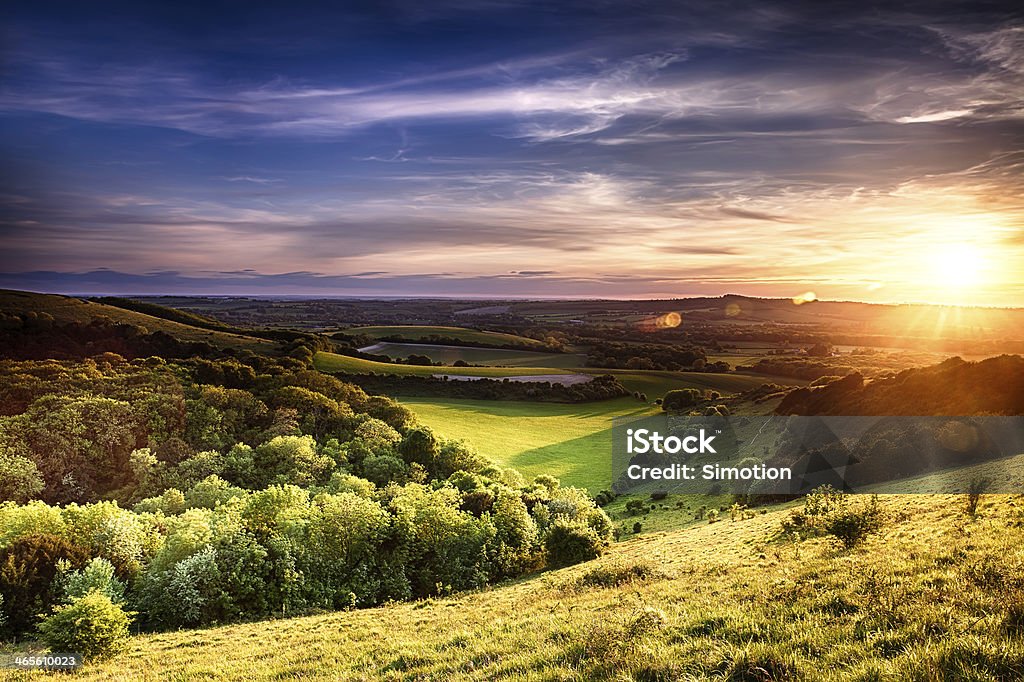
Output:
[314,351,577,377]
[399,396,655,491]
[315,351,799,394]
[358,341,586,367]
[347,325,547,348]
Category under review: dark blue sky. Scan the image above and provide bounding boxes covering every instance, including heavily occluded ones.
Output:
[1,0,1022,303]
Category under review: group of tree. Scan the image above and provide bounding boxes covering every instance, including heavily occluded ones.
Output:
[0,354,613,642]
[585,341,708,372]
[737,358,853,381]
[1,470,610,639]
[337,373,629,403]
[776,355,1024,416]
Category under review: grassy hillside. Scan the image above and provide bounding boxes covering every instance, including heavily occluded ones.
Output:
[401,396,655,491]
[19,493,1024,680]
[0,290,276,353]
[358,342,586,368]
[348,325,548,348]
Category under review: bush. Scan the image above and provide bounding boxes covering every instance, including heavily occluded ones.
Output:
[966,477,990,517]
[776,488,883,548]
[662,388,703,412]
[625,499,647,515]
[544,521,606,568]
[568,560,666,590]
[39,591,133,661]
[825,499,882,549]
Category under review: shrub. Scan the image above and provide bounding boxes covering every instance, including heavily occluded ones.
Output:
[628,606,668,636]
[825,496,882,549]
[625,499,647,515]
[966,477,990,517]
[39,591,133,661]
[544,521,606,568]
[662,388,703,412]
[568,560,667,590]
[633,522,643,534]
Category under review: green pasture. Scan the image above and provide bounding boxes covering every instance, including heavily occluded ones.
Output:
[358,342,586,368]
[346,325,547,347]
[400,396,655,492]
[314,351,577,377]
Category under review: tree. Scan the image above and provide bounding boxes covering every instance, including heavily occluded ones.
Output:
[0,533,91,637]
[254,435,335,487]
[60,558,126,603]
[0,447,44,502]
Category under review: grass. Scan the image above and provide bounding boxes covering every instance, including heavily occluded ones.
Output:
[317,353,801,493]
[357,342,586,368]
[14,493,1024,680]
[0,290,276,353]
[400,396,655,491]
[346,325,548,348]
[315,351,799,393]
[398,369,800,493]
[314,351,577,377]
[583,368,804,398]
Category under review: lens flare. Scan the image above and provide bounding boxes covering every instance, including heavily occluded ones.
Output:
[638,311,683,332]
[659,312,682,328]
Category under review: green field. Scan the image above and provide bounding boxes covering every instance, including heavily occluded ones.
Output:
[317,350,800,493]
[31,493,1024,681]
[315,351,798,391]
[314,351,576,377]
[359,342,586,368]
[347,325,547,348]
[401,396,655,491]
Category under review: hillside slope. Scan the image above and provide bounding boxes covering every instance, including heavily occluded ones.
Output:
[777,354,1024,415]
[18,493,1024,681]
[0,290,276,353]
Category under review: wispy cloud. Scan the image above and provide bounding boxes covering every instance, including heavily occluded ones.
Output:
[1,2,1022,304]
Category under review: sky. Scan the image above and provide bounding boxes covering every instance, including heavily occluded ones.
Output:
[1,0,1023,304]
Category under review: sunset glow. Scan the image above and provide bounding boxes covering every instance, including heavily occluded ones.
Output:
[0,2,1022,306]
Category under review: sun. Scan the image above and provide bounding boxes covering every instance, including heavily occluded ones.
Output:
[925,244,989,291]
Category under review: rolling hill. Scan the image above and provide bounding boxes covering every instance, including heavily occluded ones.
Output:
[347,325,549,348]
[0,290,276,353]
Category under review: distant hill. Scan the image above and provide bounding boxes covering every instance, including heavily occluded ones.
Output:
[346,324,550,348]
[505,295,1024,340]
[776,355,1024,416]
[0,289,277,356]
